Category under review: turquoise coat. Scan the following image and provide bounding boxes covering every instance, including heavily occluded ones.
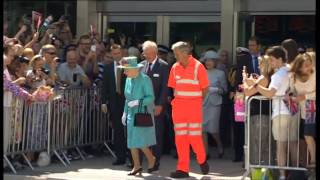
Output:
[124,72,156,149]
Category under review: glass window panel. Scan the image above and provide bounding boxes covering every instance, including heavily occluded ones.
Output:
[107,22,156,46]
[169,22,221,57]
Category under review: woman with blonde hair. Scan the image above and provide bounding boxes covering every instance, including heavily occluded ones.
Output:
[289,53,316,169]
[25,54,50,164]
[26,55,48,92]
[243,54,274,92]
[242,54,274,165]
[306,51,316,67]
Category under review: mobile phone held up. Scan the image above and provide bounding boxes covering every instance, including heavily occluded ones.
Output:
[73,73,78,82]
[91,45,96,52]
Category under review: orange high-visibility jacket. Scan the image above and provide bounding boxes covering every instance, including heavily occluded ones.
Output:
[168,55,209,123]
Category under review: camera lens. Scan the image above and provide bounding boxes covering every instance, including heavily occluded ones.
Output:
[54,58,61,62]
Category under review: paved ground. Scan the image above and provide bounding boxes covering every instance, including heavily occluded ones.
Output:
[4,148,250,180]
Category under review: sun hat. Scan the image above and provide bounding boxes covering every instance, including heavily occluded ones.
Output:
[201,50,219,62]
[117,56,144,69]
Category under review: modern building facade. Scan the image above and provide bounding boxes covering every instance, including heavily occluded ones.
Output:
[77,0,315,63]
[4,0,315,63]
[4,0,315,147]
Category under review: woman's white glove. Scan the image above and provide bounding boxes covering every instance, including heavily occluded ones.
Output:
[128,100,139,108]
[122,113,127,126]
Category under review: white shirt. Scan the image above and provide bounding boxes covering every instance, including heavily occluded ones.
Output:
[114,61,121,85]
[145,57,158,73]
[291,71,316,119]
[269,66,290,118]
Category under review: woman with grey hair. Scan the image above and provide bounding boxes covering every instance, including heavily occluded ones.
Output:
[202,50,227,159]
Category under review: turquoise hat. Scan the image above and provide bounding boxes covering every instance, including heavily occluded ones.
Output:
[117,56,144,69]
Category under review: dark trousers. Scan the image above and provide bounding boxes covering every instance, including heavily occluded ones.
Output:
[233,121,244,160]
[220,95,233,147]
[163,104,176,154]
[110,95,127,162]
[151,113,165,163]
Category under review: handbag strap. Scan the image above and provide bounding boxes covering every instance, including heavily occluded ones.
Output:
[138,99,142,113]
[137,99,148,114]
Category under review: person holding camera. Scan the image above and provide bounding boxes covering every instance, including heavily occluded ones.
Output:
[7,56,30,88]
[77,35,99,82]
[40,44,59,86]
[25,55,51,164]
[3,45,35,162]
[26,55,48,92]
[55,15,73,46]
[48,34,64,59]
[57,48,91,88]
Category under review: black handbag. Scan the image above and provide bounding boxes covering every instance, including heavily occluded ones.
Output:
[134,100,153,127]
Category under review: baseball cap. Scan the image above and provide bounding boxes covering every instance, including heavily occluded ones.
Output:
[158,45,170,54]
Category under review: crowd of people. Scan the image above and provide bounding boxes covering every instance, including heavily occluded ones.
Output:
[3,13,316,179]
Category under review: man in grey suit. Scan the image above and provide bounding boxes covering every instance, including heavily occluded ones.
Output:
[140,41,169,170]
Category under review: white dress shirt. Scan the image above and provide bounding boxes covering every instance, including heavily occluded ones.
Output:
[114,61,119,83]
[146,56,158,73]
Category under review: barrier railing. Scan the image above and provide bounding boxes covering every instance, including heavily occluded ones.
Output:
[242,95,310,179]
[4,97,50,173]
[3,87,115,174]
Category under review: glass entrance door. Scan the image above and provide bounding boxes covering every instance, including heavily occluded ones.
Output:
[102,15,157,47]
[168,16,221,58]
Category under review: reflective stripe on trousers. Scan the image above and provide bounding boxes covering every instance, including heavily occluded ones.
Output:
[174,122,202,136]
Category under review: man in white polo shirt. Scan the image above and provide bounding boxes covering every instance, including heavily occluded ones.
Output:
[253,46,298,180]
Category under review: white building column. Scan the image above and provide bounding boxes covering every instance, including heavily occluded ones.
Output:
[220,0,239,65]
[156,16,170,46]
[76,0,98,39]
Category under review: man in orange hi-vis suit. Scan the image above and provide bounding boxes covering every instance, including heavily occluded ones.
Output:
[168,41,210,178]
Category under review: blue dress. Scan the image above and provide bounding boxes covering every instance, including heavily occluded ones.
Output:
[124,72,156,149]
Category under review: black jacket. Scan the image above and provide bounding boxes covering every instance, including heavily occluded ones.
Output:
[101,62,126,113]
[140,58,169,107]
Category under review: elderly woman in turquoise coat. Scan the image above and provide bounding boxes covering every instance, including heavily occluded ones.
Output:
[119,56,157,176]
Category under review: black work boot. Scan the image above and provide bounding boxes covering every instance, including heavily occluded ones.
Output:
[200,161,209,175]
[170,170,189,178]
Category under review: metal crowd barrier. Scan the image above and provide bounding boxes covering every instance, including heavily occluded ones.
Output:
[3,87,116,174]
[242,95,309,180]
[4,98,49,173]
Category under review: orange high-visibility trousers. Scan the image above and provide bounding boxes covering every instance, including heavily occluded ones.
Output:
[172,98,206,173]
